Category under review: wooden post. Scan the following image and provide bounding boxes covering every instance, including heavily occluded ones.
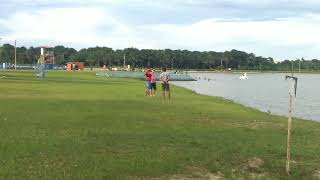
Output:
[286,92,293,175]
[285,75,297,175]
[14,40,17,70]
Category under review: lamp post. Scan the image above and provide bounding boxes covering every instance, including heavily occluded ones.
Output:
[14,40,17,70]
[171,56,175,70]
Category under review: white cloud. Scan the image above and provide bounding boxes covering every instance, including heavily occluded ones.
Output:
[1,6,320,60]
[147,16,320,45]
[0,7,151,48]
[142,15,320,59]
[9,8,105,41]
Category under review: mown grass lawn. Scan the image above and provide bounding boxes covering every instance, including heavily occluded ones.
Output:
[0,70,319,179]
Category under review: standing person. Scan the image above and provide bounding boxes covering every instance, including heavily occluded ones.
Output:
[72,63,76,71]
[145,69,152,96]
[150,69,157,96]
[159,67,170,100]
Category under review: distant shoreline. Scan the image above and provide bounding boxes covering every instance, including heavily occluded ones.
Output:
[185,70,320,74]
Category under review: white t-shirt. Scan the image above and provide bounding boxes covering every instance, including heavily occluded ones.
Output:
[159,72,170,84]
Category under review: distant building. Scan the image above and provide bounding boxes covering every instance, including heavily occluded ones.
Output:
[66,62,84,71]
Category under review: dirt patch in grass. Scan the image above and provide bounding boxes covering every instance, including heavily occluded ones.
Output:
[247,157,264,170]
[128,176,162,180]
[226,120,285,130]
[248,121,285,130]
[129,167,223,180]
[232,157,268,179]
[314,170,320,180]
[248,172,268,179]
[170,166,223,180]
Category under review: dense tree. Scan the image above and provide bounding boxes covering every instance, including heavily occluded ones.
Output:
[0,44,15,63]
[1,44,320,71]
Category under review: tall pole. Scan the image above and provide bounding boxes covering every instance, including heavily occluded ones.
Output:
[53,50,55,65]
[285,75,298,175]
[299,60,301,73]
[291,61,293,76]
[14,40,17,70]
[260,63,262,72]
[286,84,293,175]
[0,37,2,62]
[123,53,126,69]
[171,59,173,69]
[171,57,174,70]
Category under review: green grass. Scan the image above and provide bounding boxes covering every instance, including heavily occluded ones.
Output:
[0,70,320,179]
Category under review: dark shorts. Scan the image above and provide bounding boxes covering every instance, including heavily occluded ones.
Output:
[146,80,151,89]
[162,83,170,91]
[151,83,156,90]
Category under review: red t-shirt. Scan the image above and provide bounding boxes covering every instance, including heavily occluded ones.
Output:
[145,70,151,81]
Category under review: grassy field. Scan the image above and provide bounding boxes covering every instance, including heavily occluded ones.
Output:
[0,70,320,179]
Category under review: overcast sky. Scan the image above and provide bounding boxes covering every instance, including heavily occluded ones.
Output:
[1,0,320,60]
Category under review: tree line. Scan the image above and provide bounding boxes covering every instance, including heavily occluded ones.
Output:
[1,43,320,71]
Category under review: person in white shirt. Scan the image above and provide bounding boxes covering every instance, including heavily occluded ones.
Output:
[159,67,170,100]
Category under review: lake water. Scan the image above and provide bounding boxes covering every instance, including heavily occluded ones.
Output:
[172,73,320,121]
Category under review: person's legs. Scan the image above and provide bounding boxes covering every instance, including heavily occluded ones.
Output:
[150,83,153,96]
[161,83,165,99]
[162,84,170,100]
[151,83,156,96]
[166,84,170,100]
[146,81,151,96]
[148,88,151,96]
[148,81,152,96]
[146,81,148,96]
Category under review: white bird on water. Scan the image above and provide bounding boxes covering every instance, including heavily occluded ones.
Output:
[239,73,248,80]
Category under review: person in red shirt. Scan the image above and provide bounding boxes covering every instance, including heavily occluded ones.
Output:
[145,69,152,96]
